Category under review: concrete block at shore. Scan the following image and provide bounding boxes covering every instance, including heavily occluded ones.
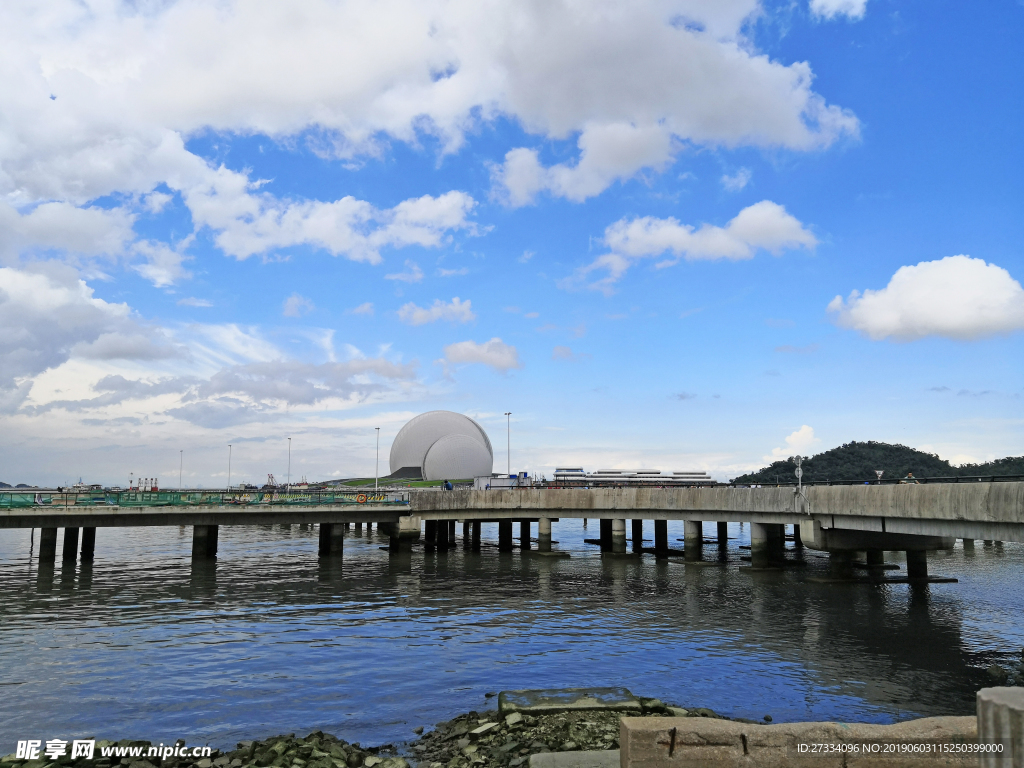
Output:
[499,688,643,717]
[620,715,977,768]
[529,750,620,768]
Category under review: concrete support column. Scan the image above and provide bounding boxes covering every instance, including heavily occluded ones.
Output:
[62,527,80,562]
[631,520,644,553]
[424,520,437,551]
[462,521,471,549]
[907,549,929,579]
[538,518,552,552]
[717,522,728,549]
[766,524,785,561]
[829,550,855,579]
[611,519,626,554]
[471,520,481,551]
[498,520,513,552]
[436,520,449,551]
[39,528,58,563]
[449,520,456,544]
[192,525,219,559]
[792,524,803,548]
[366,522,373,532]
[355,523,363,533]
[80,528,96,562]
[866,550,884,567]
[389,515,421,553]
[977,687,1024,768]
[749,522,769,569]
[599,518,613,552]
[318,523,337,557]
[684,520,702,562]
[654,520,668,558]
[520,520,532,550]
[962,539,975,551]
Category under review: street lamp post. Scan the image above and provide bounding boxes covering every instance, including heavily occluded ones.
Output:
[375,427,380,492]
[179,450,183,491]
[504,412,512,476]
[228,444,232,490]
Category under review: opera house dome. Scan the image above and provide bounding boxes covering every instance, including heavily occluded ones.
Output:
[389,411,493,481]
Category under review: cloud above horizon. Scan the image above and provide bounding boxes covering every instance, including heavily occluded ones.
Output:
[829,256,1024,341]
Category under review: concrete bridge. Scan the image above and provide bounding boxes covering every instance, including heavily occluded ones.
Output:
[3,482,1023,580]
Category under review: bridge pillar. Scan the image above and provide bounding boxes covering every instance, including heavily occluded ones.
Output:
[520,520,532,550]
[424,520,437,551]
[631,520,643,553]
[717,522,728,549]
[499,520,513,552]
[538,518,552,552]
[81,528,96,562]
[355,523,362,533]
[654,520,668,558]
[684,521,702,562]
[62,527,80,562]
[962,538,975,551]
[749,523,770,569]
[611,519,626,553]
[462,521,471,549]
[599,519,613,552]
[449,520,456,545]
[318,523,343,557]
[792,524,803,548]
[766,524,785,561]
[39,528,58,563]
[389,515,421,553]
[866,549,884,568]
[437,520,450,551]
[906,549,929,579]
[192,525,219,559]
[472,520,481,551]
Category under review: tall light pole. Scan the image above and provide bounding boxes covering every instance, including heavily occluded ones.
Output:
[228,444,232,489]
[375,427,380,492]
[287,437,291,490]
[504,412,512,475]
[179,450,183,491]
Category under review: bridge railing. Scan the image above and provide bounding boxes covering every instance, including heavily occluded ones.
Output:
[0,489,411,509]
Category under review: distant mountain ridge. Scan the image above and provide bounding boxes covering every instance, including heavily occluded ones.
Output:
[731,441,1024,484]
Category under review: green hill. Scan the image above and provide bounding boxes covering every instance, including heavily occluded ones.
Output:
[731,441,1024,484]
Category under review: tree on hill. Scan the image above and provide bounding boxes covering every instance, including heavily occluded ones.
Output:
[730,441,1024,484]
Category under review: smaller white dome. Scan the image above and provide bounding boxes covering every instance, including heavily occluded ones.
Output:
[422,434,493,481]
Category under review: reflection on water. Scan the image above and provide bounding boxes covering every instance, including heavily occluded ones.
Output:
[1,521,1022,748]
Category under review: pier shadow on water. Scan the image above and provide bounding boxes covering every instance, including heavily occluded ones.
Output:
[0,521,1021,748]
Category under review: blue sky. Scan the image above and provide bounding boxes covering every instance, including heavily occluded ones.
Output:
[1,0,1022,486]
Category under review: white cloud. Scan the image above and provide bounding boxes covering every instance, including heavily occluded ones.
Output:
[0,265,178,411]
[766,425,820,461]
[178,297,212,307]
[566,200,816,292]
[810,0,868,20]
[0,0,855,257]
[133,239,192,287]
[552,345,590,362]
[828,256,1024,341]
[438,267,469,276]
[385,260,425,283]
[0,202,134,263]
[398,297,476,325]
[721,167,752,191]
[442,338,522,372]
[282,293,315,318]
[349,302,374,315]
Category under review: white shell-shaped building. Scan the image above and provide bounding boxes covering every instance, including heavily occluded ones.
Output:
[389,411,493,481]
